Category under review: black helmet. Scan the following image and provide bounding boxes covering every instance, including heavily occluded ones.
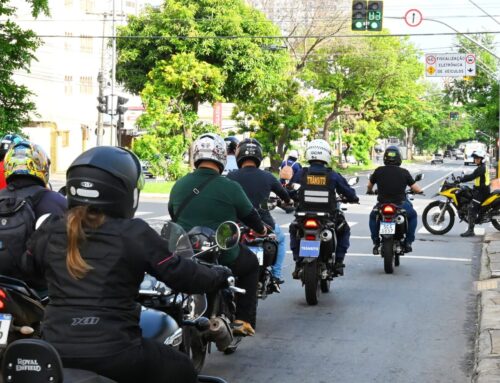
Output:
[0,134,23,161]
[66,146,144,219]
[236,138,263,168]
[224,136,240,155]
[383,146,402,166]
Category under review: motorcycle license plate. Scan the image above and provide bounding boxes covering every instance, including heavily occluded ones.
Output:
[249,246,264,266]
[380,222,396,235]
[0,314,12,346]
[299,240,321,258]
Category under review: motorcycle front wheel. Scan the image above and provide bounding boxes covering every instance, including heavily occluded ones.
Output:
[304,261,320,305]
[182,327,207,373]
[422,201,455,235]
[382,238,394,274]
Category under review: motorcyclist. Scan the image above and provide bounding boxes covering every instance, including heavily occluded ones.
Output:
[289,139,359,278]
[279,149,302,185]
[168,133,267,336]
[227,138,292,285]
[457,149,490,237]
[18,146,232,383]
[0,134,24,190]
[222,136,240,175]
[367,146,422,254]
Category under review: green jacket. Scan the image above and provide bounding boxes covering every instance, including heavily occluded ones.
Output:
[168,168,255,264]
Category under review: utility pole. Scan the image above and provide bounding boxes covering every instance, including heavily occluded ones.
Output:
[96,13,108,146]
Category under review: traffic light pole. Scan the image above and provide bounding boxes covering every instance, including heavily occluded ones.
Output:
[96,13,107,146]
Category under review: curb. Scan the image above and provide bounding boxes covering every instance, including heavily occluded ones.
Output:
[474,232,500,383]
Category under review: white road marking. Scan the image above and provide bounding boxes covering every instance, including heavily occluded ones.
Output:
[421,171,454,191]
[418,226,485,235]
[135,211,152,216]
[148,215,170,221]
[285,251,471,262]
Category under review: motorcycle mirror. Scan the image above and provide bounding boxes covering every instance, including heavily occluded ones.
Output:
[215,221,241,250]
[414,173,424,182]
[58,186,67,196]
[347,177,359,186]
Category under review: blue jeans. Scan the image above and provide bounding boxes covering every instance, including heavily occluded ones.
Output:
[271,224,286,279]
[369,200,417,244]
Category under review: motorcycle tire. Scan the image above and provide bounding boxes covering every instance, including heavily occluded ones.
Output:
[492,219,500,231]
[182,327,207,373]
[382,238,394,274]
[422,201,455,235]
[304,261,320,305]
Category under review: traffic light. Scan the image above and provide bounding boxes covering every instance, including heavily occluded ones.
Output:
[116,96,128,115]
[352,1,367,31]
[367,1,383,31]
[97,95,108,113]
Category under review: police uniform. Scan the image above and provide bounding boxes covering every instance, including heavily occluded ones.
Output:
[461,162,490,232]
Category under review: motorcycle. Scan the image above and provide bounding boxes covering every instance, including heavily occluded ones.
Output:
[240,225,279,299]
[291,177,359,305]
[371,173,424,274]
[1,338,229,383]
[422,173,500,235]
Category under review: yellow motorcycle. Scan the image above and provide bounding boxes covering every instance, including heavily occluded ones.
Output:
[422,173,500,235]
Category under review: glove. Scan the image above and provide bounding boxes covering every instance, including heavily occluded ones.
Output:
[212,265,233,288]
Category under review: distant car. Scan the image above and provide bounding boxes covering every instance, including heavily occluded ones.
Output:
[141,161,155,178]
[454,151,464,160]
[444,150,452,158]
[431,153,444,165]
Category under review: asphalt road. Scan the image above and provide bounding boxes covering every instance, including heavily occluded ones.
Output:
[133,159,484,383]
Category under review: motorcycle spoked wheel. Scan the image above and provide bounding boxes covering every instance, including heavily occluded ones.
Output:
[382,238,395,274]
[304,261,320,305]
[181,326,207,373]
[422,201,455,235]
[492,218,500,231]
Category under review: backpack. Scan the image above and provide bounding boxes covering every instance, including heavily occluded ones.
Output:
[279,162,295,181]
[0,188,47,276]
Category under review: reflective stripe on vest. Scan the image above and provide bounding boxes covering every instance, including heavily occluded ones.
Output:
[304,190,329,203]
[475,168,490,187]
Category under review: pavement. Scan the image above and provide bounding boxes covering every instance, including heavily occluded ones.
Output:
[474,231,500,383]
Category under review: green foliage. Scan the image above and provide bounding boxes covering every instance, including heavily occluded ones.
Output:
[0,1,49,132]
[343,120,380,165]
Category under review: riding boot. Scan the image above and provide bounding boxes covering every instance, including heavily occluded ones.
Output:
[460,217,475,237]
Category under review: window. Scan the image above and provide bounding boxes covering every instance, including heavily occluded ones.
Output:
[79,76,93,95]
[64,75,73,96]
[64,32,73,51]
[80,35,93,54]
[80,0,94,12]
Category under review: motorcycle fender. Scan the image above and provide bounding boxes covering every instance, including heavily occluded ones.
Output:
[301,257,317,264]
[380,234,394,240]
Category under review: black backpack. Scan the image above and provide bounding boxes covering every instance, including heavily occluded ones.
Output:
[0,188,47,276]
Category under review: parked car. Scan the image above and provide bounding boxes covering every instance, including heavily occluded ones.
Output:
[444,150,452,158]
[431,153,444,165]
[141,161,155,178]
[454,151,464,160]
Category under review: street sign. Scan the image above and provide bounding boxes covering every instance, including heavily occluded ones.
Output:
[425,53,476,77]
[404,9,423,27]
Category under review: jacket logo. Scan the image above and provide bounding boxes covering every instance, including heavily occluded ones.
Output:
[1,219,7,226]
[80,181,94,188]
[306,175,327,186]
[71,316,100,326]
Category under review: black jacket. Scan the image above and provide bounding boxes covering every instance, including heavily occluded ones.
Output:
[19,215,226,358]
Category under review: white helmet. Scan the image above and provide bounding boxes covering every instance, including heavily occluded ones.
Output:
[305,139,331,164]
[472,149,486,163]
[193,133,227,172]
[288,149,299,159]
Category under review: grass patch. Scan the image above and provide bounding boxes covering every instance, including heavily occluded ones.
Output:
[337,163,377,175]
[143,181,175,194]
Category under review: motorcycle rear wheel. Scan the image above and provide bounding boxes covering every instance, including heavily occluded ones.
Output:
[492,219,500,231]
[304,261,320,305]
[382,238,394,274]
[422,201,455,235]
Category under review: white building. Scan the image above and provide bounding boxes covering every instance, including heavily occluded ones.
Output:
[13,0,146,173]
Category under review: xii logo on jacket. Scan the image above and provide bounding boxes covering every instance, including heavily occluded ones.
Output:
[71,316,100,326]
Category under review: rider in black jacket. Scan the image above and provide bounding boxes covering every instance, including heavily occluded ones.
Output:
[18,146,231,383]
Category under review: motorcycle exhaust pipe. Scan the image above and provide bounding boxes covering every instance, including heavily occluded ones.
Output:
[208,317,233,351]
[320,229,333,242]
[395,215,405,224]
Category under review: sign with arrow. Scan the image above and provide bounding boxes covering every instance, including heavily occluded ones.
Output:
[425,53,476,77]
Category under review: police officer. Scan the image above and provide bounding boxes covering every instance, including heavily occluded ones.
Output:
[227,138,292,285]
[289,139,359,278]
[458,149,490,237]
[222,136,240,175]
[367,146,422,254]
[18,146,231,383]
[169,133,267,336]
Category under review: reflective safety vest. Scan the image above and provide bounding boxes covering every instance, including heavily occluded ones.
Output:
[474,164,490,188]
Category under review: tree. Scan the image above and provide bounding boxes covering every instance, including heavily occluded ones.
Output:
[343,120,379,165]
[0,1,49,133]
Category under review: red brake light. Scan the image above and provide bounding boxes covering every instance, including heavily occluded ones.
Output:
[304,219,319,229]
[0,289,5,310]
[382,205,396,215]
[305,234,316,240]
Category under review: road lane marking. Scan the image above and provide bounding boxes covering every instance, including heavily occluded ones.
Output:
[421,170,454,191]
[135,211,152,216]
[285,251,470,262]
[418,226,485,235]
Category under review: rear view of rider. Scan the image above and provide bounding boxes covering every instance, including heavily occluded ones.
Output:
[18,146,231,383]
[458,149,490,237]
[290,139,359,278]
[279,149,302,185]
[367,146,422,254]
[0,134,24,190]
[223,136,240,175]
[169,133,267,336]
[227,138,292,285]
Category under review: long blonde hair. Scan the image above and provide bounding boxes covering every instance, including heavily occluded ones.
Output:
[66,206,105,279]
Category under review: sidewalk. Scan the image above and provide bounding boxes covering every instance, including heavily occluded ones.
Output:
[474,232,500,382]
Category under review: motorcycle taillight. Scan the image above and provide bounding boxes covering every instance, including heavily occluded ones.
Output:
[382,204,396,215]
[304,219,319,229]
[0,289,6,310]
[305,234,316,240]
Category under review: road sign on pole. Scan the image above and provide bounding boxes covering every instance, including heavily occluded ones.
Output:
[404,9,423,27]
[425,53,476,77]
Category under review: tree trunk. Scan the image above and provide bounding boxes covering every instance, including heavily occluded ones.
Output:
[323,101,340,141]
[406,127,414,160]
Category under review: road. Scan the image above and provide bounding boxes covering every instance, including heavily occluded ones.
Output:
[106,160,485,382]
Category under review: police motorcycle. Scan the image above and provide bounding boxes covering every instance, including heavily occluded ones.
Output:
[422,173,500,235]
[290,177,359,306]
[370,174,424,274]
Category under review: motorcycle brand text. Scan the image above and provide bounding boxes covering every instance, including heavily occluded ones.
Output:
[16,358,41,372]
